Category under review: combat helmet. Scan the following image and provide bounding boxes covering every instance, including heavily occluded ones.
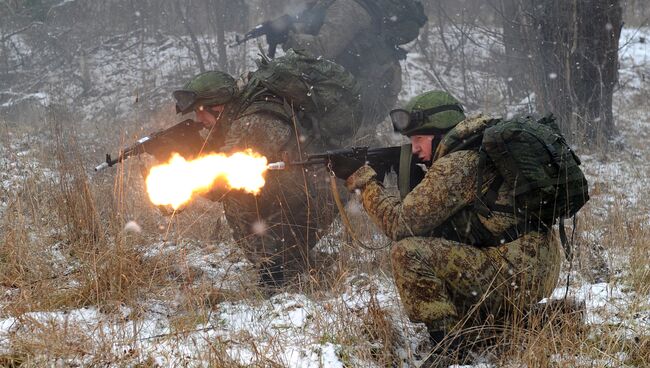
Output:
[390,91,465,136]
[173,71,237,114]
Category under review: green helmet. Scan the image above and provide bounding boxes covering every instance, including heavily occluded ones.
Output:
[390,90,465,136]
[173,71,236,114]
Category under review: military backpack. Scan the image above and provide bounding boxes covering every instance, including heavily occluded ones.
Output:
[241,49,362,145]
[436,114,589,228]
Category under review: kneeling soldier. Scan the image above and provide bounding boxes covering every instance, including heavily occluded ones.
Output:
[341,90,563,353]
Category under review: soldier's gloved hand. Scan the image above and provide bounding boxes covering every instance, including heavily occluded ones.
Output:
[329,155,365,180]
[345,165,377,193]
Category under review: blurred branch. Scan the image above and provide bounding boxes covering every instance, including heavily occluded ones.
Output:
[0,0,15,16]
[1,22,43,42]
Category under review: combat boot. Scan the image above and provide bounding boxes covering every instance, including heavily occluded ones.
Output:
[420,330,469,367]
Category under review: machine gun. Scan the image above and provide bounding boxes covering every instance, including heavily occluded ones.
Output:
[94,119,205,172]
[268,146,425,193]
[231,14,295,58]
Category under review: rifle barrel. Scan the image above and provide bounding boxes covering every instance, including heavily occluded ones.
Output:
[267,162,286,170]
[95,162,110,172]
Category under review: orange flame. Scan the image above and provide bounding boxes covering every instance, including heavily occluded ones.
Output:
[146,150,268,209]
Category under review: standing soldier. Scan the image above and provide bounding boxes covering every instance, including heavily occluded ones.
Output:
[247,0,427,141]
[170,50,361,290]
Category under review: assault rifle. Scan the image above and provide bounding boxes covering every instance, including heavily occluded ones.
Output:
[94,119,205,172]
[268,146,425,190]
[231,14,295,58]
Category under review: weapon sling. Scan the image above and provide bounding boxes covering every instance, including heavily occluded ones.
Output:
[327,166,390,251]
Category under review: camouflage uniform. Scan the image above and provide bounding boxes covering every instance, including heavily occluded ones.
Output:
[283,0,406,138]
[348,115,562,333]
[214,105,337,287]
[175,71,342,288]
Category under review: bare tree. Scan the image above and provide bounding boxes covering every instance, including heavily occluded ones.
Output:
[214,0,228,70]
[500,0,622,142]
[176,0,206,72]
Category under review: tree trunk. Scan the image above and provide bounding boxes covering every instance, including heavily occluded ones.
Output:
[499,0,529,101]
[177,0,205,73]
[215,0,228,70]
[572,0,622,140]
[501,0,622,143]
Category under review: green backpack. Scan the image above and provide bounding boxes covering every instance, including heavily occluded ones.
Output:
[433,114,589,227]
[473,115,589,227]
[244,49,362,145]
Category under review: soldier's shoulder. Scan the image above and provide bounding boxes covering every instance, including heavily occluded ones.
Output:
[435,114,494,160]
[235,109,287,126]
[328,0,372,20]
[441,149,480,162]
[429,150,480,177]
[455,114,495,133]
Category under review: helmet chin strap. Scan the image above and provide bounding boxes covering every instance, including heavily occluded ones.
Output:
[427,134,443,165]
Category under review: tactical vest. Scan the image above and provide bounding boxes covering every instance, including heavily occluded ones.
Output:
[399,115,589,247]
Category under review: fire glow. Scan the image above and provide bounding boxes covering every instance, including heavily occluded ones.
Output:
[146,151,268,209]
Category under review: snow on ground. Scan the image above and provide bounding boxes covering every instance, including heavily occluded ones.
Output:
[548,281,649,328]
[618,28,650,91]
[0,25,649,367]
[1,30,260,130]
[0,130,57,218]
[0,274,428,367]
[539,27,650,358]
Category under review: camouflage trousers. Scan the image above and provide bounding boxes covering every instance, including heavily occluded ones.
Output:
[390,231,562,333]
[223,165,339,288]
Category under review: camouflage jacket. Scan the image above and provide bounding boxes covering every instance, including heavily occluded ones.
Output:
[358,116,519,245]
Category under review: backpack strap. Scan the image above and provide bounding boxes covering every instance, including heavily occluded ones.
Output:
[474,148,511,218]
[398,144,416,199]
[558,215,576,262]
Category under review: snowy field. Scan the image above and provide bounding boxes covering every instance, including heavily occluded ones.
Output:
[0,24,649,367]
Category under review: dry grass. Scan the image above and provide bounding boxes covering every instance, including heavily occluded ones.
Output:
[1,97,649,368]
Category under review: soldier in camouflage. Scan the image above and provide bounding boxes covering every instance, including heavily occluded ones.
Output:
[342,90,562,348]
[282,0,427,141]
[172,70,341,290]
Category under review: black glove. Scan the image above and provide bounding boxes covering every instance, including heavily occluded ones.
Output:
[329,155,365,180]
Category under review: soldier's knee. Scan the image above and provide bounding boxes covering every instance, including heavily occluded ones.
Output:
[390,238,420,267]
